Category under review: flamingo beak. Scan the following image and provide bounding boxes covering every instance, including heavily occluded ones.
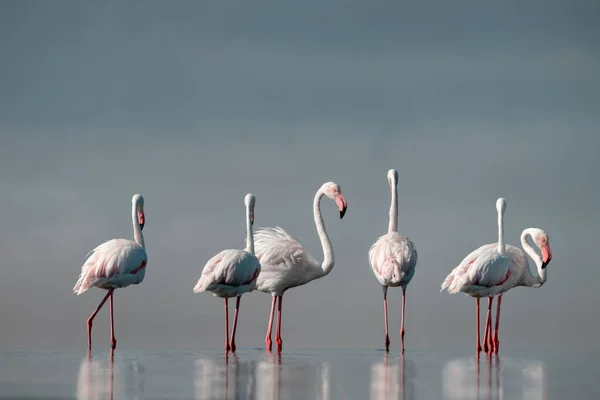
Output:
[138,211,145,230]
[335,194,347,219]
[251,209,254,226]
[541,244,552,269]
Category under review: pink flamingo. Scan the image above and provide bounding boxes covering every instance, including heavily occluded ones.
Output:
[368,169,417,353]
[441,198,553,354]
[194,193,261,353]
[73,194,147,351]
[488,227,552,353]
[441,198,511,354]
[252,182,348,352]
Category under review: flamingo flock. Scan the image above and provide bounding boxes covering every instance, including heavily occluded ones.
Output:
[73,170,553,356]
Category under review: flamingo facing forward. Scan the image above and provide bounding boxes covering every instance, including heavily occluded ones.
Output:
[73,194,148,351]
[194,193,261,353]
[252,181,348,352]
[368,169,417,353]
[441,198,511,354]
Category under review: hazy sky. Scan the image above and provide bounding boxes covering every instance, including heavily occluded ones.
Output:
[1,0,598,351]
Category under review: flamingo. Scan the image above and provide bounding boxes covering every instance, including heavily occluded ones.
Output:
[252,181,348,352]
[193,193,261,353]
[440,198,511,354]
[73,194,148,352]
[488,227,552,353]
[368,169,417,353]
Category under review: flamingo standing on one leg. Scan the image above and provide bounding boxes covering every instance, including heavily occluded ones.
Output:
[488,228,553,353]
[252,181,348,352]
[440,198,512,354]
[73,194,148,352]
[368,169,417,354]
[194,193,261,353]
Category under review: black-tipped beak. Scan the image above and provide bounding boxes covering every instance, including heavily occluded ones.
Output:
[138,212,145,230]
[340,207,347,219]
[541,261,548,269]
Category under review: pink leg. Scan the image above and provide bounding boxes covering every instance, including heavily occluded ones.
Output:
[275,296,283,352]
[400,288,407,355]
[109,291,117,350]
[265,297,276,351]
[86,289,113,352]
[483,297,493,353]
[493,295,502,354]
[476,298,482,354]
[224,298,230,353]
[230,296,241,352]
[383,292,390,352]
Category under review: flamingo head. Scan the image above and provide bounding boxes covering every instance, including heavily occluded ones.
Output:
[132,194,145,230]
[244,193,256,225]
[532,228,552,269]
[496,197,507,215]
[321,182,347,219]
[387,169,398,186]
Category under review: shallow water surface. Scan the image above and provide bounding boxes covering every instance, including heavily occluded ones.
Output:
[0,349,598,399]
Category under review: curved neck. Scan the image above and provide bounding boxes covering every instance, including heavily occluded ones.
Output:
[132,206,145,248]
[520,231,547,287]
[314,189,334,275]
[244,204,254,254]
[388,181,398,233]
[497,210,505,255]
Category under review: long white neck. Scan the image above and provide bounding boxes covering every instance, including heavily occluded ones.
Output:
[388,181,398,233]
[497,208,505,255]
[314,189,335,275]
[244,204,254,254]
[132,206,145,248]
[519,230,547,288]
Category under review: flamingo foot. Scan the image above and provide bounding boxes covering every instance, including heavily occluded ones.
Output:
[385,335,390,352]
[276,337,282,353]
[476,343,482,354]
[230,341,236,353]
[265,336,272,351]
[111,337,117,350]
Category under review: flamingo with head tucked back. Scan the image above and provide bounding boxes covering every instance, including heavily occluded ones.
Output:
[368,169,417,354]
[194,193,261,353]
[252,181,348,352]
[73,194,148,352]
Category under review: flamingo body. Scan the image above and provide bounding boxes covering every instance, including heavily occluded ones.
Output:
[369,231,417,289]
[253,226,322,296]
[73,239,147,295]
[441,243,512,298]
[194,248,261,298]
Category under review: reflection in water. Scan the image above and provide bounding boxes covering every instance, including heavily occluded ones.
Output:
[370,354,416,400]
[76,352,145,400]
[194,352,331,400]
[442,356,546,400]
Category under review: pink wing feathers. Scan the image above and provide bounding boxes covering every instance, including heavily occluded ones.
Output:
[369,232,417,287]
[193,249,261,293]
[73,239,147,295]
[441,243,511,295]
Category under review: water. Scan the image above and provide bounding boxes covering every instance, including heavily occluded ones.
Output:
[0,349,598,399]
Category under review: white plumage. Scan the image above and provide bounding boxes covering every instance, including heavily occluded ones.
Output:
[369,232,417,289]
[193,248,261,298]
[73,239,147,295]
